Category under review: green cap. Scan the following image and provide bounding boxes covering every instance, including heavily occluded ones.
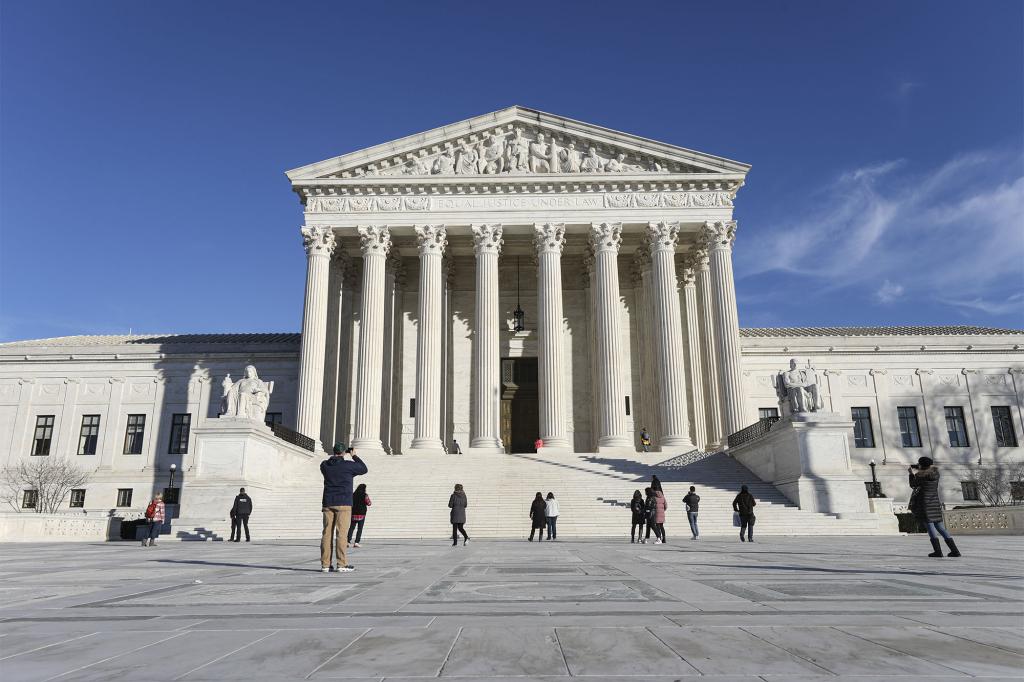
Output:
[332,442,345,454]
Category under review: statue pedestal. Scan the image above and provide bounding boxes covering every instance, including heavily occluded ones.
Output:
[173,418,320,540]
[730,412,871,517]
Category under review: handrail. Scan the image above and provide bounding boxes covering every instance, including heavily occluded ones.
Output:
[727,416,781,448]
[270,423,316,452]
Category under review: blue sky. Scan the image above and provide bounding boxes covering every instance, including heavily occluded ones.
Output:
[1,0,1021,341]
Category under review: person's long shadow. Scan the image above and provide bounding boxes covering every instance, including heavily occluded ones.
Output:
[154,558,321,573]
[668,560,1020,580]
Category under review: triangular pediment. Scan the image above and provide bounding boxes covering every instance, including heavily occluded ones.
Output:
[286,106,749,183]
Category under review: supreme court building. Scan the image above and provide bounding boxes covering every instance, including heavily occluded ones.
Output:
[1,107,1022,529]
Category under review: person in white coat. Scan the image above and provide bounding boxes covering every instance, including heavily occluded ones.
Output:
[545,492,560,540]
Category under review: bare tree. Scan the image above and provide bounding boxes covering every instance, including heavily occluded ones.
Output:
[964,462,1024,507]
[0,460,91,514]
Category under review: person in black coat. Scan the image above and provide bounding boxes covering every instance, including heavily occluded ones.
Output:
[448,483,469,546]
[320,444,368,572]
[347,483,371,547]
[651,475,663,493]
[230,488,253,542]
[733,485,756,542]
[909,456,961,557]
[643,487,657,543]
[629,489,646,543]
[528,492,547,541]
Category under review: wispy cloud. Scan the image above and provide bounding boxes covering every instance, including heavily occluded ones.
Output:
[737,149,1024,323]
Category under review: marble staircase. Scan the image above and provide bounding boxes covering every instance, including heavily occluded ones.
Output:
[172,449,893,540]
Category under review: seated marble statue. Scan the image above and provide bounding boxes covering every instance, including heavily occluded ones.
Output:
[774,358,824,414]
[221,365,274,422]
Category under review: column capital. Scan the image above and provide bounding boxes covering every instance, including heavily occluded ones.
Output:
[589,222,623,253]
[645,221,680,253]
[331,248,351,271]
[414,224,448,256]
[682,250,709,273]
[357,225,391,257]
[534,223,566,255]
[701,220,738,250]
[632,246,652,271]
[680,265,697,286]
[471,223,503,255]
[301,225,336,257]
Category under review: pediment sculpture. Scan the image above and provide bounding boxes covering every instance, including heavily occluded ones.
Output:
[343,126,684,178]
[220,365,274,422]
[774,358,824,415]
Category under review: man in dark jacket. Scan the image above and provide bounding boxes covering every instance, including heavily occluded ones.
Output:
[733,485,756,543]
[683,486,700,540]
[230,488,253,542]
[320,444,368,572]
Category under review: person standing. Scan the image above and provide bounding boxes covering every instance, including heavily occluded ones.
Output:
[320,444,368,572]
[529,492,547,541]
[909,457,961,557]
[651,474,663,493]
[449,483,469,546]
[230,487,253,542]
[683,486,700,540]
[643,487,657,543]
[533,437,544,451]
[629,490,646,543]
[347,483,371,548]
[652,489,668,544]
[142,493,165,547]
[639,428,652,453]
[544,492,559,540]
[733,485,756,542]
[451,439,463,454]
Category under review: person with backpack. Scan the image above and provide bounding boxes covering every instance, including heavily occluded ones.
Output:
[544,492,559,540]
[643,487,657,543]
[639,428,652,453]
[347,483,371,548]
[142,493,165,547]
[449,483,469,546]
[320,444,368,573]
[230,487,253,542]
[733,485,756,542]
[629,489,646,543]
[528,492,547,541]
[683,486,700,540]
[909,457,961,558]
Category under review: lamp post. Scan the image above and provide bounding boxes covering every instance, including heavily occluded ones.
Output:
[512,256,525,332]
[167,464,177,504]
[867,459,884,498]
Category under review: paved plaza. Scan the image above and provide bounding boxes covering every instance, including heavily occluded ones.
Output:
[0,535,1022,681]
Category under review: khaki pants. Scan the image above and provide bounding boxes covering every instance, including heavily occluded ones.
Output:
[321,505,352,568]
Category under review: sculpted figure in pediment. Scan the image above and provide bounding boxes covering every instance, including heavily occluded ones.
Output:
[407,157,431,175]
[432,151,454,175]
[506,128,530,172]
[605,152,627,172]
[529,133,552,173]
[580,146,604,173]
[456,145,479,175]
[559,142,582,173]
[483,132,506,174]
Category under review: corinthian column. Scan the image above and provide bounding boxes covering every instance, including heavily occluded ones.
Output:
[692,241,724,449]
[351,225,391,453]
[534,223,571,452]
[409,224,447,454]
[296,225,336,447]
[681,257,707,451]
[471,224,504,451]
[703,220,747,439]
[590,222,630,449]
[645,222,693,450]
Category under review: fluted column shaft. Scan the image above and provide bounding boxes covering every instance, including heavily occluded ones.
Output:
[694,248,724,449]
[351,225,391,452]
[471,224,503,450]
[410,225,447,452]
[534,223,571,450]
[681,260,707,451]
[296,226,336,447]
[590,223,630,447]
[646,222,693,450]
[704,220,747,439]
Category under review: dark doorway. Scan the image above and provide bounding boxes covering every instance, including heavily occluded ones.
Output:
[500,357,539,453]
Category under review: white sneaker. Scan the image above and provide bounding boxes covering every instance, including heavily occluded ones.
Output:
[654,539,662,544]
[321,566,331,573]
[337,565,355,572]
[353,542,361,548]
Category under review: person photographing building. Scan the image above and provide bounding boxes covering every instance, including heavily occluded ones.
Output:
[320,444,368,572]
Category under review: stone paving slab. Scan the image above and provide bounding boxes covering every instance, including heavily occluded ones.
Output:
[0,535,1021,680]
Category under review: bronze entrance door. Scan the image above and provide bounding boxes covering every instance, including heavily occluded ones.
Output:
[500,357,539,453]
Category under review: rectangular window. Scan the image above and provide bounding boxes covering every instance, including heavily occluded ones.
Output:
[69,489,86,508]
[123,414,146,455]
[897,406,922,448]
[78,415,101,455]
[624,396,631,416]
[758,407,780,420]
[264,412,283,427]
[992,406,1018,447]
[22,490,38,509]
[168,413,191,455]
[409,398,415,418]
[851,407,875,448]
[116,488,133,507]
[32,415,55,455]
[944,406,970,447]
[961,481,980,502]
